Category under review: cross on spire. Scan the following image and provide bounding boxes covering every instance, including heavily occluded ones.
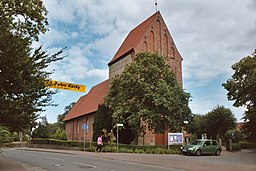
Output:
[155,0,158,12]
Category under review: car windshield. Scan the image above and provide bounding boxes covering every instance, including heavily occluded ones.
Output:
[190,140,203,145]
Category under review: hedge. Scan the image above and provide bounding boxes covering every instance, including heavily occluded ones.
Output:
[31,138,181,154]
[240,141,256,149]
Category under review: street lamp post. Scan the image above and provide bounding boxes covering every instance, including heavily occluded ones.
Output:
[116,123,123,150]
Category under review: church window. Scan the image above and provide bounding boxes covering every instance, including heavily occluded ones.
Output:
[143,41,148,51]
[171,47,175,59]
[157,20,161,51]
[150,31,155,51]
[163,34,168,56]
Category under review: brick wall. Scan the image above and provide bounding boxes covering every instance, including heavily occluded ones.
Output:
[65,113,95,141]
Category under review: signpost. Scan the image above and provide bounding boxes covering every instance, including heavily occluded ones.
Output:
[116,123,123,150]
[82,124,88,151]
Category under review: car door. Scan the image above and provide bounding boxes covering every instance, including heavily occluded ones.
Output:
[201,140,211,154]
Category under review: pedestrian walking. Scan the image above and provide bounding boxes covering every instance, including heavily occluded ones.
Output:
[96,134,103,152]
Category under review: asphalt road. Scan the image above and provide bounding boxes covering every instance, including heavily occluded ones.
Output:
[1,148,256,171]
[2,149,180,171]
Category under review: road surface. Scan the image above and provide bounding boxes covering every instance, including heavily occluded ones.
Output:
[2,148,180,171]
[1,148,256,171]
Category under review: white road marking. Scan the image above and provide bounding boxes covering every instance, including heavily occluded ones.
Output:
[73,162,97,168]
[45,157,64,161]
[24,154,38,157]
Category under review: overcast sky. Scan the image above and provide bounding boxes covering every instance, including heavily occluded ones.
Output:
[39,0,256,123]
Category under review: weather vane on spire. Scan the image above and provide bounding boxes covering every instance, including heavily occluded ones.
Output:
[155,0,158,12]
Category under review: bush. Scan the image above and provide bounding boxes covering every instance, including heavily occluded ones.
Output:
[31,138,182,154]
[240,141,256,149]
[0,126,11,147]
[232,143,241,151]
[224,130,243,143]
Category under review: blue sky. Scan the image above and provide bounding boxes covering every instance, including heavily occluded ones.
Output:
[38,0,256,123]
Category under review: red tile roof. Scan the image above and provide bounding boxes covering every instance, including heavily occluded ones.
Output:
[64,79,109,121]
[108,11,160,65]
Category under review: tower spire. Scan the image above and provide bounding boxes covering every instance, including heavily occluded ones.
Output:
[155,0,158,12]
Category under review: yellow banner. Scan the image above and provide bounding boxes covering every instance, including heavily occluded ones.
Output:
[45,80,86,92]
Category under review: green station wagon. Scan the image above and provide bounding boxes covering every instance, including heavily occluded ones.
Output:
[180,139,222,156]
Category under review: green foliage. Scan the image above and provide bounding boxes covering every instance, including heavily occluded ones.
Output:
[31,138,181,154]
[31,138,90,148]
[205,105,236,139]
[0,126,11,147]
[93,104,113,141]
[224,130,243,143]
[0,0,65,131]
[32,116,50,138]
[223,50,256,141]
[186,114,207,138]
[54,128,67,140]
[105,52,191,137]
[231,143,241,151]
[240,141,256,149]
[0,0,48,41]
[187,106,236,139]
[32,102,73,140]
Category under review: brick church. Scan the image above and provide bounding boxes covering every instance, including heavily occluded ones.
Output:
[64,11,183,145]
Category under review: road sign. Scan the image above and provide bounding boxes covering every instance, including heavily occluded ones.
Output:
[82,124,88,130]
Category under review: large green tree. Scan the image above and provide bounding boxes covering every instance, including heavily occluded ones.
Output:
[186,114,207,138]
[93,104,113,141]
[223,50,256,141]
[105,52,191,138]
[32,116,49,138]
[204,105,236,139]
[0,0,64,131]
[187,106,236,139]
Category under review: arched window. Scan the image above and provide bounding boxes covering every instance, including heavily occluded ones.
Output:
[150,31,155,51]
[157,20,161,51]
[163,34,168,56]
[143,41,148,51]
[171,47,175,59]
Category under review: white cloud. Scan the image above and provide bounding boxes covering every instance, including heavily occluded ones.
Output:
[40,0,255,122]
[86,69,108,80]
[40,27,70,47]
[165,0,256,87]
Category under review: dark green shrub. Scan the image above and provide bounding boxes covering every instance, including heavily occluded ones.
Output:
[31,138,182,154]
[232,143,241,151]
[224,130,243,143]
[0,126,11,146]
[240,141,256,149]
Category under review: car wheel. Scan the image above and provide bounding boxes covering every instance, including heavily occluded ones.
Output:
[215,149,221,156]
[196,149,202,156]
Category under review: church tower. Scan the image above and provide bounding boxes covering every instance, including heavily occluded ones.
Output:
[108,12,183,145]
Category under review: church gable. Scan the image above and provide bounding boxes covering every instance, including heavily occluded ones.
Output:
[135,12,182,61]
[108,11,183,84]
